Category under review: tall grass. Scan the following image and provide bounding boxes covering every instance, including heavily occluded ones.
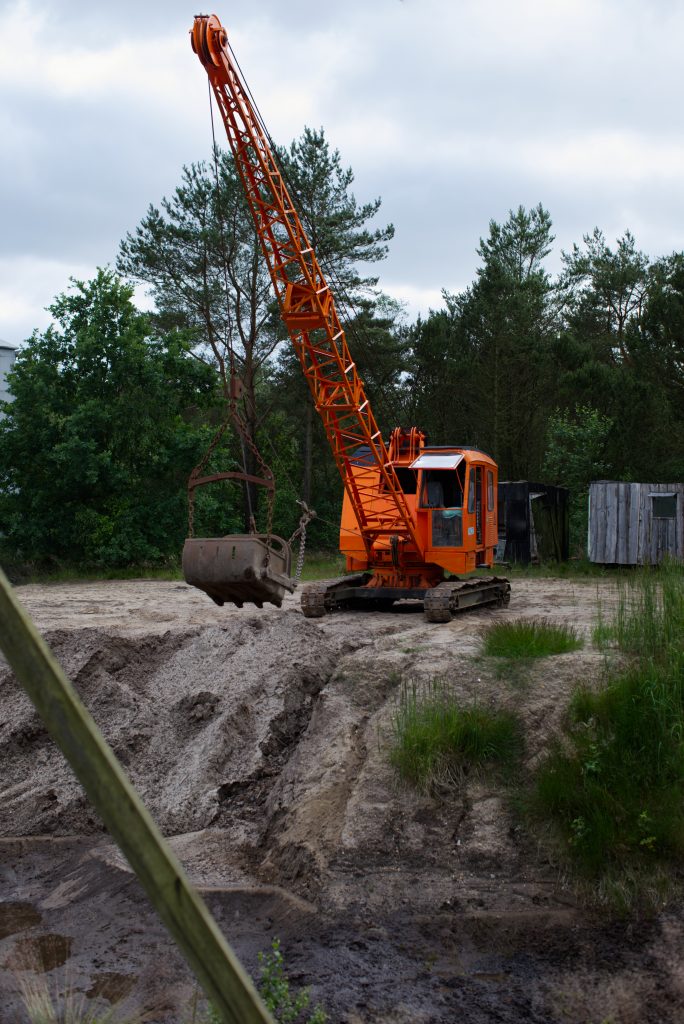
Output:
[390,679,523,792]
[299,550,346,581]
[19,973,138,1024]
[594,560,684,658]
[484,618,583,659]
[536,561,684,894]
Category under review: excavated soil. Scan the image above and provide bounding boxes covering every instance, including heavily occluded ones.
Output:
[1,578,683,1022]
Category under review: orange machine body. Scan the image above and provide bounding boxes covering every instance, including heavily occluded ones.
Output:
[340,428,499,585]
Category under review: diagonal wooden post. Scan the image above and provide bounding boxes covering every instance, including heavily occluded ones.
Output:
[0,568,273,1024]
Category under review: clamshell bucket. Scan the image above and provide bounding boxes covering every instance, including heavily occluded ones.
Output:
[182,534,295,609]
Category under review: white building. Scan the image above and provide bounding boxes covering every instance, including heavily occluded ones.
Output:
[0,341,17,416]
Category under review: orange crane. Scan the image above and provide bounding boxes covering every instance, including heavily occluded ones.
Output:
[183,14,510,623]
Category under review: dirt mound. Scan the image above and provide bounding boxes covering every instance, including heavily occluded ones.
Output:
[5,578,683,1023]
[0,614,345,837]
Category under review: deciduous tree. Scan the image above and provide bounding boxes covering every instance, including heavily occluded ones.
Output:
[0,270,217,566]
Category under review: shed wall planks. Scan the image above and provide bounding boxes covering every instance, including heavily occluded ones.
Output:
[589,481,684,564]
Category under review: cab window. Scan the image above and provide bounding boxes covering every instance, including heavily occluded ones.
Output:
[420,468,464,508]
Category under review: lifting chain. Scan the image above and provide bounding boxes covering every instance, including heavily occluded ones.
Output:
[288,500,316,586]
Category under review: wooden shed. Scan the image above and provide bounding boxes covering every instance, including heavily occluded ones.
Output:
[497,481,570,564]
[588,481,684,565]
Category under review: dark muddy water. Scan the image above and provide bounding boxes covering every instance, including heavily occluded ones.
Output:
[1,837,681,1023]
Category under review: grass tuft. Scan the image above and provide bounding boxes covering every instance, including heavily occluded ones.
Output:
[390,679,523,792]
[19,973,138,1024]
[483,618,583,659]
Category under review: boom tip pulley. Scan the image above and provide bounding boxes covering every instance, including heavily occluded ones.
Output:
[190,13,228,69]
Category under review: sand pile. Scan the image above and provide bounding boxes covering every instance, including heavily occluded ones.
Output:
[0,612,345,837]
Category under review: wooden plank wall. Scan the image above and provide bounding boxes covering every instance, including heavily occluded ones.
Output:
[589,481,684,564]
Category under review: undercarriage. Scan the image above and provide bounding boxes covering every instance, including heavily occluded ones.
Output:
[301,573,511,622]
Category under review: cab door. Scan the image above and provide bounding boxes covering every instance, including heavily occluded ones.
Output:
[468,466,483,547]
[476,467,483,545]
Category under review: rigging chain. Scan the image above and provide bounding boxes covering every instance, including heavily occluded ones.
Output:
[288,500,316,586]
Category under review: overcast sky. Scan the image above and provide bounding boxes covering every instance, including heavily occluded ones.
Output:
[1,0,683,347]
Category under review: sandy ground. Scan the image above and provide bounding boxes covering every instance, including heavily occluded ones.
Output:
[2,577,682,1023]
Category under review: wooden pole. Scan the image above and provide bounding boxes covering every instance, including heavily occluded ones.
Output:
[0,568,273,1024]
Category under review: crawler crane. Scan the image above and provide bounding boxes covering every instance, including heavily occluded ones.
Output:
[182,14,510,623]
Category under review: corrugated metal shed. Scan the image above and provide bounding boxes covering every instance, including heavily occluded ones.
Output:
[588,481,684,564]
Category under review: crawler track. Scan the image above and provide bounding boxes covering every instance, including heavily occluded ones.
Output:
[301,574,370,618]
[423,576,511,622]
[301,574,510,621]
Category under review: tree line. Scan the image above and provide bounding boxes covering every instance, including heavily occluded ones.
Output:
[1,128,682,568]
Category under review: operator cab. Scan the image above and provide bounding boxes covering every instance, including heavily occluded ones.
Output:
[413,452,465,548]
[341,438,500,576]
[408,447,497,570]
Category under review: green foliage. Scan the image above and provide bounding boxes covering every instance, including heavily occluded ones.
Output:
[593,561,684,659]
[191,938,326,1024]
[19,564,184,584]
[390,679,523,792]
[117,152,283,532]
[553,231,684,485]
[400,303,479,446]
[537,659,684,877]
[257,939,326,1024]
[401,219,684,495]
[483,618,583,659]
[501,558,612,579]
[0,270,219,567]
[535,562,684,892]
[119,129,398,538]
[117,152,280,372]
[461,203,558,477]
[542,404,613,550]
[278,126,394,298]
[267,296,407,548]
[559,229,650,351]
[404,205,558,477]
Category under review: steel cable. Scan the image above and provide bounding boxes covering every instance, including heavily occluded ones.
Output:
[226,42,405,432]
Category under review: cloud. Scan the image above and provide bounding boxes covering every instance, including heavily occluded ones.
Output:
[383,282,448,321]
[520,132,684,186]
[0,2,189,107]
[0,256,95,344]
[1,0,683,346]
